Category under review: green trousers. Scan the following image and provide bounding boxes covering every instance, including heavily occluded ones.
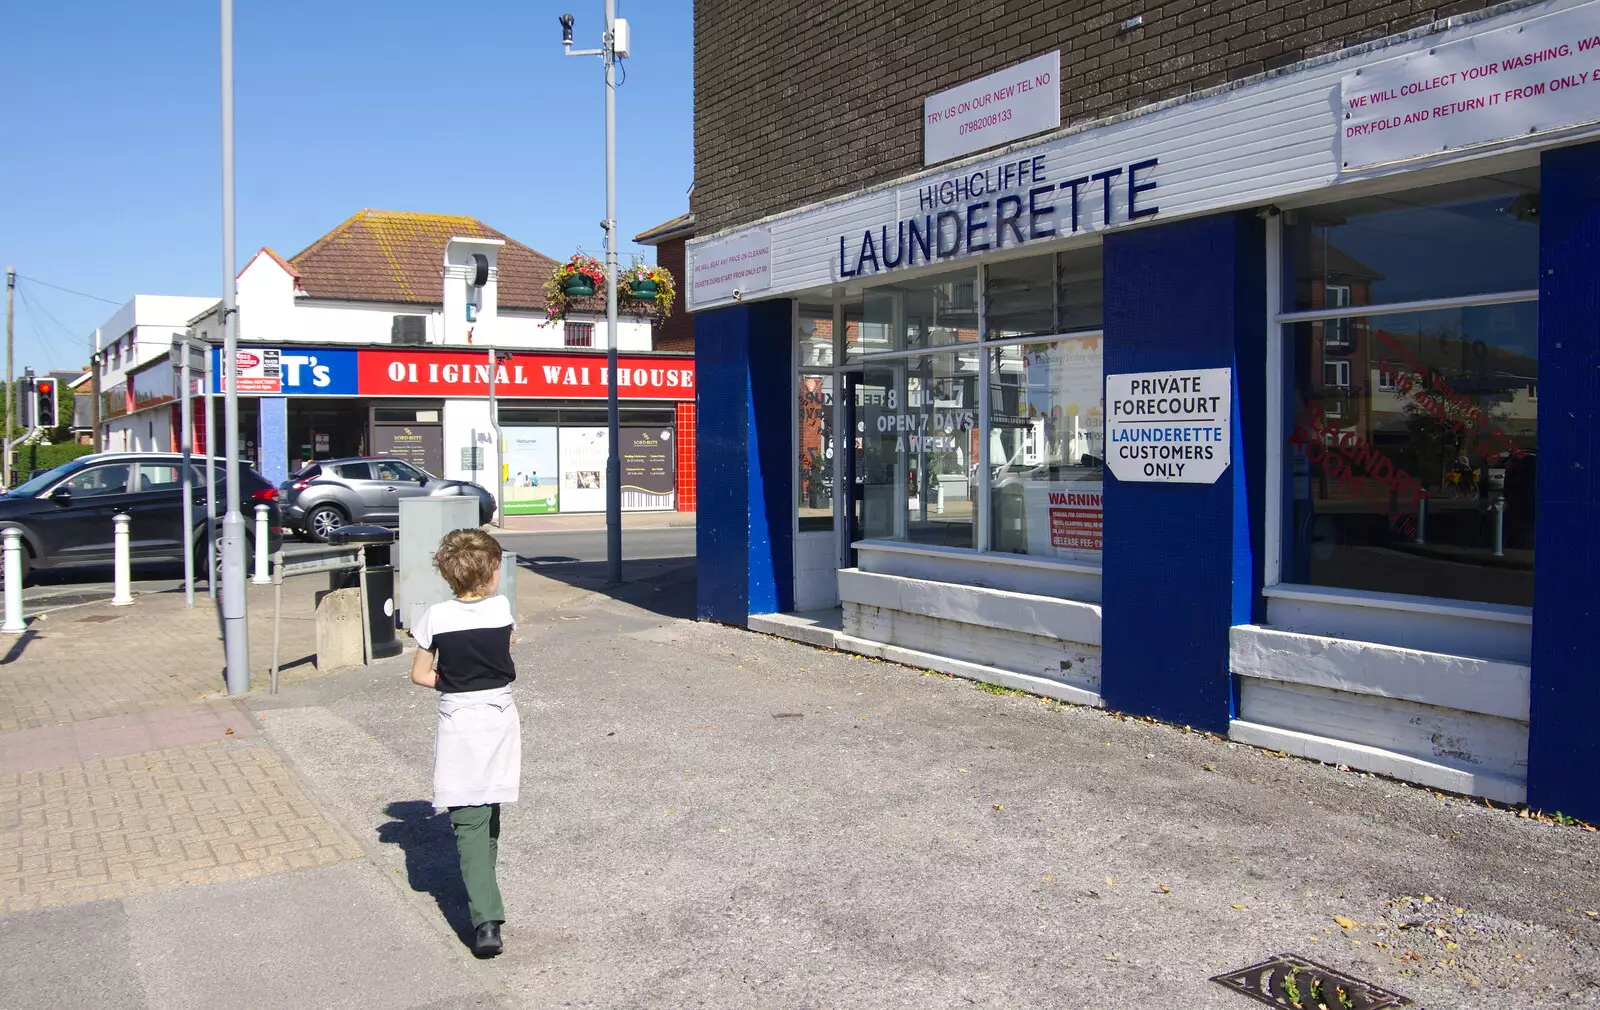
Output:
[449,804,504,926]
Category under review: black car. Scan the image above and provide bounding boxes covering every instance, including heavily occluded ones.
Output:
[0,452,283,586]
[279,457,495,542]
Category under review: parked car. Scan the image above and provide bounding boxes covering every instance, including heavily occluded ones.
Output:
[279,457,495,542]
[0,452,283,587]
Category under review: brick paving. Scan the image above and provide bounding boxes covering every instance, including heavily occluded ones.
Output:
[0,735,362,914]
[0,578,366,917]
[0,579,324,734]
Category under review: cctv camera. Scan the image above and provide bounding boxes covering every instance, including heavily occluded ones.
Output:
[559,13,574,46]
[732,289,744,301]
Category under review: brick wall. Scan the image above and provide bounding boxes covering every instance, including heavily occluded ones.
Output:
[675,401,697,512]
[654,237,695,352]
[694,0,1515,233]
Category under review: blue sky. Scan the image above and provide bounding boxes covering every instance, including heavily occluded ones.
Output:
[0,1,694,372]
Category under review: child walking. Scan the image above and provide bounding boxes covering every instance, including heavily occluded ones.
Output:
[408,529,520,958]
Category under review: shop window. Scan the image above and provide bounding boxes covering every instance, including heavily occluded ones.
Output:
[1290,173,1539,312]
[798,307,835,368]
[1285,302,1537,607]
[564,322,594,348]
[987,337,1104,560]
[987,246,1103,340]
[856,350,979,548]
[797,374,835,531]
[851,268,979,358]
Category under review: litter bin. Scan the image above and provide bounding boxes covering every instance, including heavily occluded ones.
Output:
[327,524,402,660]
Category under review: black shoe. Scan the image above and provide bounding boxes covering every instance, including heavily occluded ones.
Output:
[472,921,503,958]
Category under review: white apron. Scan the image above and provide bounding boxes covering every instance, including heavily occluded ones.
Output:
[433,686,522,810]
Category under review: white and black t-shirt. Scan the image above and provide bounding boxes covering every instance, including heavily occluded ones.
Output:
[411,596,516,694]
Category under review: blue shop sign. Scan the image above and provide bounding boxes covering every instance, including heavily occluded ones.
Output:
[210,347,359,396]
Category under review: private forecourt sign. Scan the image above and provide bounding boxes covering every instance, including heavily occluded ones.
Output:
[1106,369,1232,484]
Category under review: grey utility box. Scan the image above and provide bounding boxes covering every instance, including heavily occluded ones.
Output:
[397,497,479,631]
[396,498,518,632]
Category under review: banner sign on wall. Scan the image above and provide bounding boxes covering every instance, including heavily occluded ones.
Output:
[359,350,694,399]
[502,427,559,515]
[558,427,609,513]
[208,347,691,399]
[211,347,360,396]
[688,228,771,310]
[924,51,1061,165]
[1105,368,1232,484]
[620,426,676,511]
[1341,4,1600,169]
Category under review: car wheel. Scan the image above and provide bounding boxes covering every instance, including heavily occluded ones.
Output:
[305,505,347,544]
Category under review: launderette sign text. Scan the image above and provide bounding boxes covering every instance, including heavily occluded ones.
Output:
[838,154,1159,281]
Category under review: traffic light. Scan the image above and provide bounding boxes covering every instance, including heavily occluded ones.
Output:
[14,374,34,429]
[35,379,56,429]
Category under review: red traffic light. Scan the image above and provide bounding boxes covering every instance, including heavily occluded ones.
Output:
[37,381,52,394]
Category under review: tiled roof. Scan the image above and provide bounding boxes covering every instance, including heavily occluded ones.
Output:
[287,209,561,312]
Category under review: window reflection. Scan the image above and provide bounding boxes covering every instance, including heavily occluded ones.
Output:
[1287,303,1537,606]
[857,350,979,548]
[1290,173,1539,311]
[988,338,1105,560]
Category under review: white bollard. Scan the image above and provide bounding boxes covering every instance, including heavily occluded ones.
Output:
[252,504,272,585]
[111,513,133,606]
[2,528,25,633]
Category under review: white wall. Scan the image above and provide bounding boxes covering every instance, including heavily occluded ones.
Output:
[441,399,500,506]
[94,295,217,390]
[103,409,171,453]
[232,249,656,351]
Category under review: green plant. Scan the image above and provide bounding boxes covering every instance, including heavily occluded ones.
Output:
[976,681,1024,697]
[621,260,677,322]
[543,253,607,323]
[23,441,92,475]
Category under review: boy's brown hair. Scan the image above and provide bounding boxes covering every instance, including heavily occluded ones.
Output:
[433,529,503,596]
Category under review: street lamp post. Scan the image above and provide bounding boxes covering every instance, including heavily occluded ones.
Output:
[561,4,626,585]
[219,0,249,693]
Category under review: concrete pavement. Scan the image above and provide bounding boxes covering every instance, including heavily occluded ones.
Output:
[3,551,1599,1007]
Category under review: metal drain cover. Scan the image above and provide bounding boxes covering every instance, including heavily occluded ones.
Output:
[1212,953,1413,1009]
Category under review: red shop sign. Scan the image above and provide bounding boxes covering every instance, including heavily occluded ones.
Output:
[357,350,695,399]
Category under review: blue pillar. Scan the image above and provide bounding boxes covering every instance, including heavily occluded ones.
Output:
[1528,140,1600,821]
[695,300,795,624]
[1100,212,1267,732]
[258,396,288,485]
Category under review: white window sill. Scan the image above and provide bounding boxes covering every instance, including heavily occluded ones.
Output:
[1263,583,1532,625]
[852,539,1103,576]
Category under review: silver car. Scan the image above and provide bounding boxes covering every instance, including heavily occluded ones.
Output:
[279,457,495,542]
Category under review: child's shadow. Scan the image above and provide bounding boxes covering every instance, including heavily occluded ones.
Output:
[377,800,473,947]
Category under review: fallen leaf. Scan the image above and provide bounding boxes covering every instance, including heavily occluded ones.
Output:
[992,803,1004,811]
[1334,915,1358,930]
[1453,906,1465,915]
[1157,883,1172,894]
[1231,904,1248,910]
[224,728,234,736]
[1105,877,1114,886]
[1444,941,1459,951]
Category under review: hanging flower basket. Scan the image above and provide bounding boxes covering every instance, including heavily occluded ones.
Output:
[620,262,676,322]
[544,253,607,323]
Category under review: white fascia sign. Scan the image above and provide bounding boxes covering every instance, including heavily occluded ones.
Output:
[1106,368,1231,484]
[687,228,772,312]
[1341,3,1600,169]
[924,51,1062,165]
